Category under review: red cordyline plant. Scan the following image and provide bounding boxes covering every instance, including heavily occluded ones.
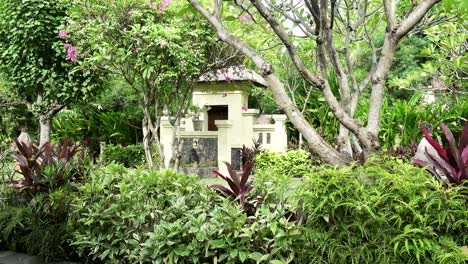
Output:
[210,161,254,207]
[10,139,83,192]
[413,121,468,185]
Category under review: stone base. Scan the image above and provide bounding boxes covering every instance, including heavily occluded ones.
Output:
[179,167,218,177]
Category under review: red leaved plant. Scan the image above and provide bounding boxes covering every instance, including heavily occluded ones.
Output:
[10,140,47,190]
[11,139,83,192]
[210,161,254,207]
[413,121,468,185]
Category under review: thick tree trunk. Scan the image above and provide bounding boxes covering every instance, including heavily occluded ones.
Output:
[367,34,398,140]
[265,74,351,166]
[39,116,51,146]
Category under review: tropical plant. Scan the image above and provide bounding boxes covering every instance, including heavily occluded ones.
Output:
[0,186,78,262]
[240,138,262,167]
[188,104,208,121]
[210,161,254,210]
[413,121,468,185]
[69,165,216,263]
[10,139,85,192]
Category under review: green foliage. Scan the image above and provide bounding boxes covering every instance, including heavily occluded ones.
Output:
[101,144,145,168]
[51,79,143,146]
[3,158,468,263]
[70,165,305,263]
[141,200,305,264]
[297,158,468,263]
[0,0,103,117]
[350,93,468,149]
[255,149,315,177]
[69,0,213,118]
[69,165,215,263]
[0,185,78,262]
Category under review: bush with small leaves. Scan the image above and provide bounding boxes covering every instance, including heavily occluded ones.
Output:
[297,158,468,263]
[255,149,314,177]
[101,144,146,168]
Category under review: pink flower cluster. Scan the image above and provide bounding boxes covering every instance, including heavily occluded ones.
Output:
[241,105,248,111]
[180,59,187,66]
[64,43,78,63]
[59,30,69,39]
[239,15,251,23]
[150,0,170,14]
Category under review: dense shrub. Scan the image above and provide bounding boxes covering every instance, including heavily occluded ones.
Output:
[297,158,468,263]
[101,144,145,167]
[3,158,467,263]
[255,149,314,177]
[69,165,307,263]
[0,185,78,262]
[69,165,213,263]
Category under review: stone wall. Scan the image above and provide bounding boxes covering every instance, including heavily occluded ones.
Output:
[177,137,217,166]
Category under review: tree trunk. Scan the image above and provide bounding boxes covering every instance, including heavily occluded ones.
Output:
[338,124,353,158]
[171,120,184,171]
[265,74,352,166]
[142,117,154,167]
[39,116,51,146]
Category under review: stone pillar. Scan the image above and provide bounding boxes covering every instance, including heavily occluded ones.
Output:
[160,116,174,168]
[241,109,259,146]
[272,115,288,152]
[215,120,232,175]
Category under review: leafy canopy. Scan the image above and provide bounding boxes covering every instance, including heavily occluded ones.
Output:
[0,0,103,115]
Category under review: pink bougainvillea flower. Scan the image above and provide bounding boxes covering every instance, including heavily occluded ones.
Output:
[224,75,232,82]
[64,44,78,63]
[241,105,248,111]
[160,0,170,10]
[180,59,187,66]
[59,31,69,39]
[239,15,251,23]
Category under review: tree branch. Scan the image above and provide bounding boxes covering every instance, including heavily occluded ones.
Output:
[383,0,396,30]
[396,0,441,39]
[187,0,351,166]
[250,0,369,145]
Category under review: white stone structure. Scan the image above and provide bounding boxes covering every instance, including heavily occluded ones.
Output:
[160,67,288,175]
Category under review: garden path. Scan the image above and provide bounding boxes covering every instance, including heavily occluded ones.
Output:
[0,251,77,264]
